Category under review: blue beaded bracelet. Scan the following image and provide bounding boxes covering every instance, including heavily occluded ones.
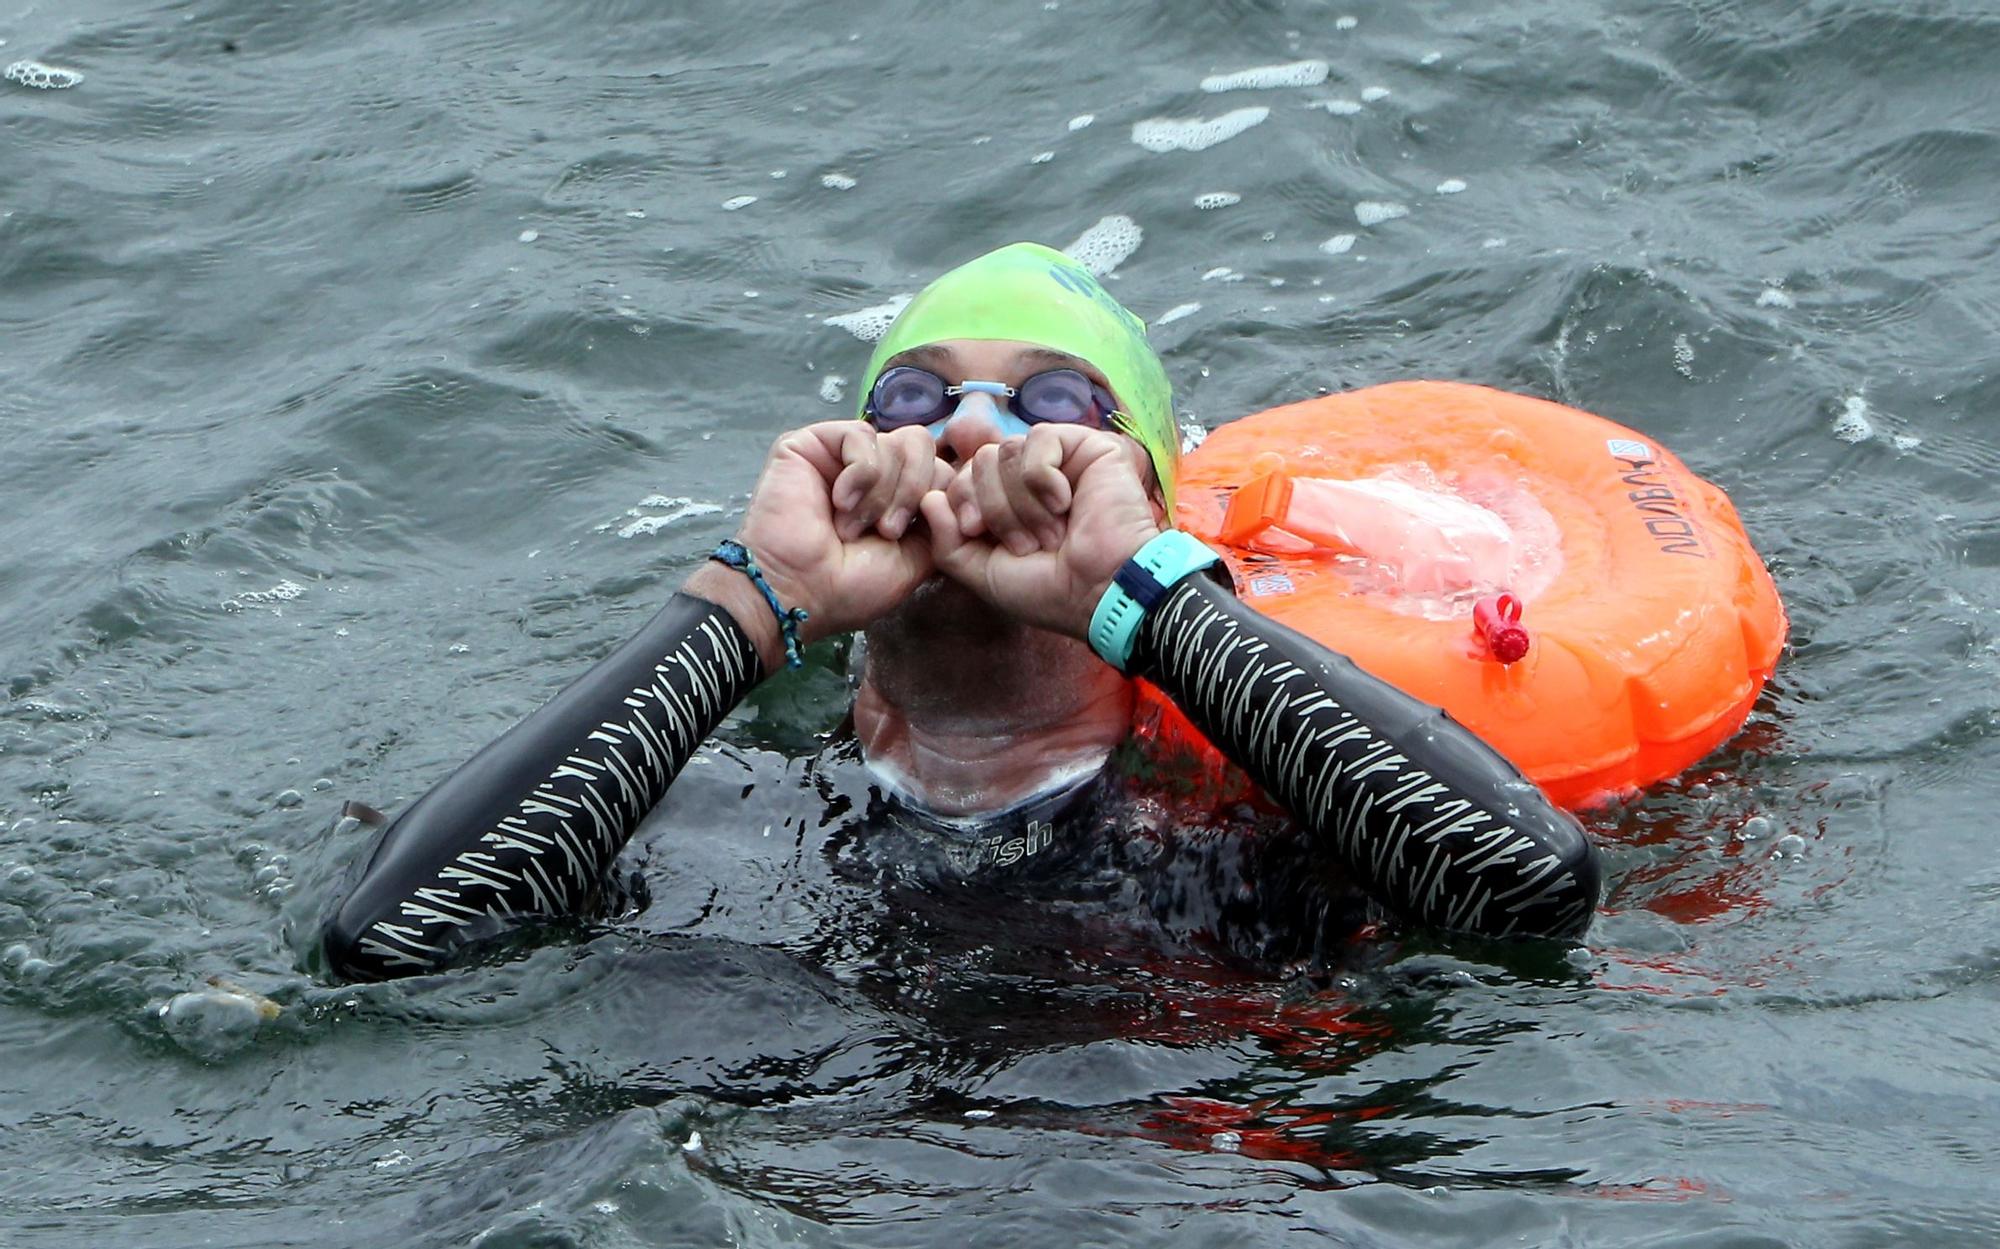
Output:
[708,540,809,669]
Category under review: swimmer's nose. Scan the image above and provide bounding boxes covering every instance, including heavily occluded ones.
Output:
[933,390,1029,465]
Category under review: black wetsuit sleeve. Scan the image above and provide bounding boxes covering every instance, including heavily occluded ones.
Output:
[321,592,763,981]
[1131,573,1600,939]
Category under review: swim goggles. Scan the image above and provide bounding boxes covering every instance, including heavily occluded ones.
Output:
[863,366,1121,433]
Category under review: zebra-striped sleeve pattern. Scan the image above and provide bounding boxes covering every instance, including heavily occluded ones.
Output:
[1133,575,1599,939]
[323,593,762,981]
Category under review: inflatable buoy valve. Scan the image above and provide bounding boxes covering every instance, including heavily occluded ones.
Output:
[1474,593,1531,663]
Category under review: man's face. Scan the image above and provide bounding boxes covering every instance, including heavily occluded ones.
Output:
[862,337,1140,657]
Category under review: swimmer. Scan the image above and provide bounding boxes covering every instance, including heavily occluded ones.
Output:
[321,243,1600,981]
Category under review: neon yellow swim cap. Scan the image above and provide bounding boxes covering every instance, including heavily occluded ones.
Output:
[856,242,1178,509]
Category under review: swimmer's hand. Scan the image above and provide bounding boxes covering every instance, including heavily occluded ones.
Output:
[686,422,951,669]
[923,425,1163,640]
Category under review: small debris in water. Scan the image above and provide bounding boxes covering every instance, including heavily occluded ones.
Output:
[517,229,538,243]
[1210,1130,1242,1153]
[821,171,857,190]
[963,1108,996,1120]
[1361,86,1391,102]
[1436,178,1467,194]
[1355,201,1408,226]
[721,195,758,211]
[1067,114,1094,131]
[1320,234,1357,255]
[682,1130,704,1153]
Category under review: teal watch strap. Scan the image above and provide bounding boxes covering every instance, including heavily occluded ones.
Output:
[1088,530,1223,672]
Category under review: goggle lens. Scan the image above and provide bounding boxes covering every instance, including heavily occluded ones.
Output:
[868,367,950,429]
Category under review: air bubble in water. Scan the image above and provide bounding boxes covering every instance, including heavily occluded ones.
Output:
[1063,215,1142,277]
[1831,395,1873,443]
[1200,60,1328,92]
[5,61,83,89]
[1355,201,1408,226]
[826,294,913,341]
[1131,107,1269,153]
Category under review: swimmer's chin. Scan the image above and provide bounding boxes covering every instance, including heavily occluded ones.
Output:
[899,573,991,625]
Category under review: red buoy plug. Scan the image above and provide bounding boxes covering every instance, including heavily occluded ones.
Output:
[1474,593,1531,663]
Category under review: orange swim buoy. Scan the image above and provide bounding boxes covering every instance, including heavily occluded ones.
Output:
[1137,381,1787,810]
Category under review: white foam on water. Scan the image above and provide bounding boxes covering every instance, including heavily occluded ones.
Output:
[1672,333,1695,379]
[222,580,305,612]
[1756,287,1795,308]
[1436,178,1467,194]
[517,229,539,243]
[1157,302,1201,324]
[1831,395,1873,443]
[1361,86,1391,102]
[1355,201,1408,225]
[1194,192,1241,209]
[1320,233,1357,254]
[1421,50,1443,65]
[821,172,857,190]
[1483,236,1508,248]
[625,209,645,218]
[1892,433,1923,451]
[1336,15,1359,29]
[1200,60,1328,92]
[1322,99,1363,115]
[826,294,913,341]
[4,61,83,89]
[721,195,758,211]
[1068,114,1095,131]
[1030,151,1054,164]
[769,169,787,178]
[1064,215,1142,276]
[818,374,847,404]
[1201,266,1245,282]
[603,496,726,539]
[1131,106,1269,153]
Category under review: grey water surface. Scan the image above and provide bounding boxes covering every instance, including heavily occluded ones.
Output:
[3,0,1998,1245]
